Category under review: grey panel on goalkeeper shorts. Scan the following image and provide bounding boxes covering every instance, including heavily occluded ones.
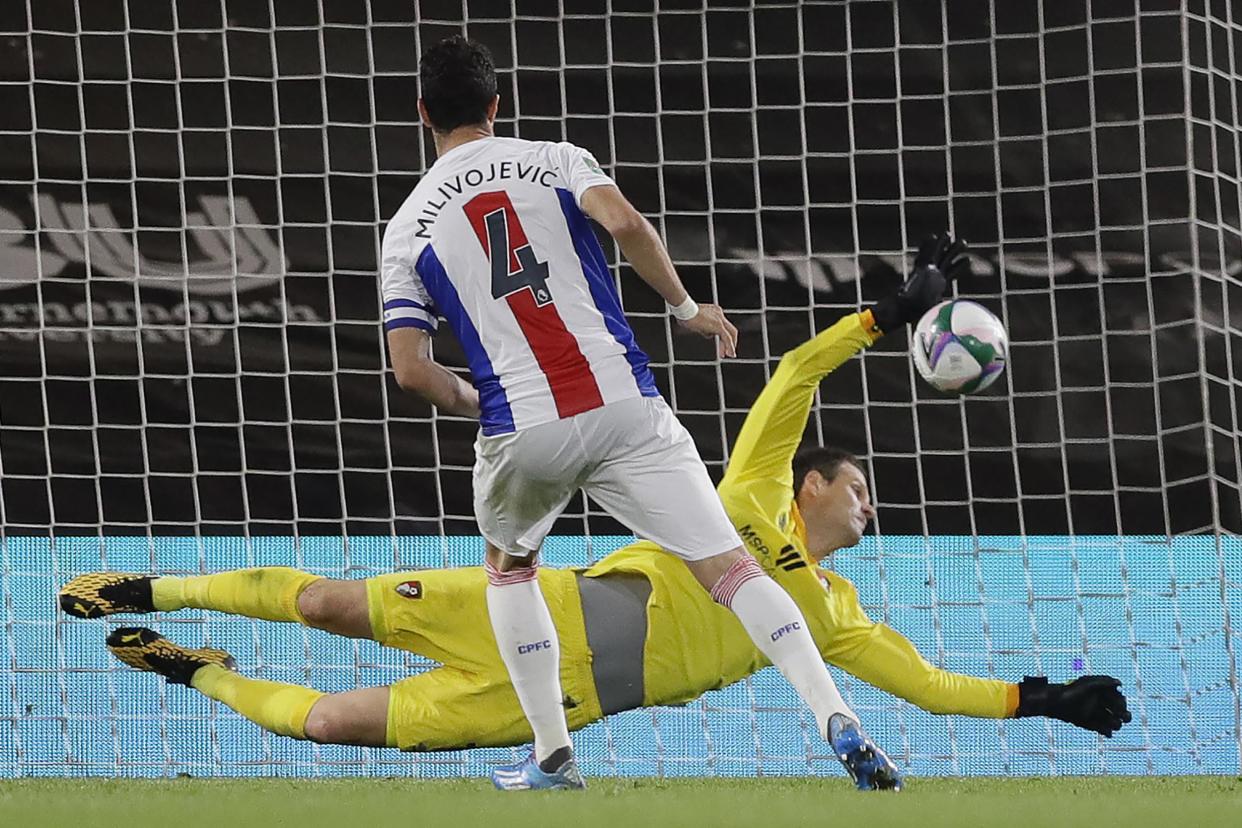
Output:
[576,571,651,716]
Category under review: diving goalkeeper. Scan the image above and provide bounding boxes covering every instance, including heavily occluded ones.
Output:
[60,235,1131,783]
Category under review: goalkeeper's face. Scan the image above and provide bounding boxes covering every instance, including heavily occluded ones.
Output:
[800,462,875,558]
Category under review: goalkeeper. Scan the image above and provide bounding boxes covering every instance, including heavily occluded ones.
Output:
[60,234,1131,780]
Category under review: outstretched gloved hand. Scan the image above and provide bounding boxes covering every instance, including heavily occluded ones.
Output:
[1015,675,1133,737]
[870,232,971,335]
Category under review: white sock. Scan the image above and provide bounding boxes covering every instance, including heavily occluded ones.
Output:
[484,561,572,763]
[712,555,854,740]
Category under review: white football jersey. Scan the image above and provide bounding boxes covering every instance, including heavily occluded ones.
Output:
[381,137,658,435]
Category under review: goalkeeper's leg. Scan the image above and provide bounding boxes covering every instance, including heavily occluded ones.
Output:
[105,624,589,751]
[60,568,372,639]
[104,626,388,745]
[195,668,388,746]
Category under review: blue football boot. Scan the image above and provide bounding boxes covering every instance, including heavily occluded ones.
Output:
[491,750,586,791]
[828,713,903,791]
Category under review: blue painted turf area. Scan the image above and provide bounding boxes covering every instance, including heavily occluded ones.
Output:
[2,535,1239,777]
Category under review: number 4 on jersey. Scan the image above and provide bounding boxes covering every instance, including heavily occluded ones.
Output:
[485,209,552,306]
[464,192,553,307]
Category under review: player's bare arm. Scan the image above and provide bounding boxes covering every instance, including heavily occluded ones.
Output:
[580,184,737,358]
[387,326,481,418]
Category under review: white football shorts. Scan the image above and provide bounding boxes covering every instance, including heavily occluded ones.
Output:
[472,395,742,561]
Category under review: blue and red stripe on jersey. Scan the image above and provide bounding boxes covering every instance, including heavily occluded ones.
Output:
[462,190,605,420]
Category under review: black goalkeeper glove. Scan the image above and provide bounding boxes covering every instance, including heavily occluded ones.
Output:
[869,232,971,335]
[1015,675,1133,738]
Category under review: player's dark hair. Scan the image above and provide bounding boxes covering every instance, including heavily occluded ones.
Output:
[792,447,863,496]
[418,35,497,133]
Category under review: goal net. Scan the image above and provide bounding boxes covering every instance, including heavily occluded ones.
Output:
[1,1,1239,777]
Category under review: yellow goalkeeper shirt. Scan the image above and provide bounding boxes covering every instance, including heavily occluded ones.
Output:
[583,311,1019,718]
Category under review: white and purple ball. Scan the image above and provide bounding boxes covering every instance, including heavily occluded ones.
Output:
[910,300,1008,394]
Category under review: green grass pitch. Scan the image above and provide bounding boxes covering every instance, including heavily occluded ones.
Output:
[1,777,1240,828]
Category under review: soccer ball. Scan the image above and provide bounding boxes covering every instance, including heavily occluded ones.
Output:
[910,300,1008,394]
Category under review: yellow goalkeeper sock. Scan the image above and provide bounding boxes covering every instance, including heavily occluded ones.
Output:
[151,567,321,623]
[191,664,322,740]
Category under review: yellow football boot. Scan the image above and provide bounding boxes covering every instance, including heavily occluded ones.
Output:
[106,627,236,686]
[58,573,154,618]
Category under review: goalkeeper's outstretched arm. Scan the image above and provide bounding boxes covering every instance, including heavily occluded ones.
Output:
[819,573,1132,737]
[719,313,877,496]
[720,232,971,499]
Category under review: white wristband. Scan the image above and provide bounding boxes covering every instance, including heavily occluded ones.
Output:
[668,296,699,321]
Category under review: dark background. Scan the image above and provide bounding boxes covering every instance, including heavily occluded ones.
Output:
[0,0,1239,537]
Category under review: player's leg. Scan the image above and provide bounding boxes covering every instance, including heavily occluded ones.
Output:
[301,686,389,746]
[158,572,373,640]
[483,541,578,778]
[294,579,372,639]
[584,397,899,789]
[686,546,897,788]
[473,423,588,787]
[60,569,372,640]
[106,625,388,745]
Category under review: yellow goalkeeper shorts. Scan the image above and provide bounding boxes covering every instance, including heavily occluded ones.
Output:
[365,567,603,751]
